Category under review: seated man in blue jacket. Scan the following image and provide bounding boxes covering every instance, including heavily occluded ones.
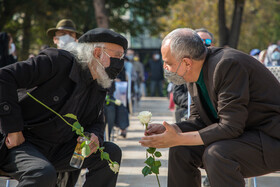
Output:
[0,28,127,187]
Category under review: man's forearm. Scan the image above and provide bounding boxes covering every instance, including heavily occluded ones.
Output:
[176,131,204,146]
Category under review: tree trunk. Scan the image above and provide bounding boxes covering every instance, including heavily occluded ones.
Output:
[228,0,245,48]
[20,12,31,60]
[218,0,229,47]
[0,0,15,30]
[218,0,245,48]
[93,0,109,28]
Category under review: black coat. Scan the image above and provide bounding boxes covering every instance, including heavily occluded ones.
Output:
[0,48,107,166]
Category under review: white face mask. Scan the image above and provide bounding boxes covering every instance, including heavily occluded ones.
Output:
[9,43,16,55]
[57,34,75,49]
[154,54,160,60]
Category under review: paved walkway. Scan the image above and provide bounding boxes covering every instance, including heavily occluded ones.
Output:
[115,97,280,187]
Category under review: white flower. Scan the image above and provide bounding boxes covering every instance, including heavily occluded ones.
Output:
[115,99,121,106]
[138,111,152,125]
[109,161,120,174]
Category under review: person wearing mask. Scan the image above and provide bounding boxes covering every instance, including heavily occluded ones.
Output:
[173,28,214,123]
[140,28,280,187]
[0,32,17,68]
[0,28,127,187]
[47,19,82,49]
[265,44,280,66]
[147,52,164,96]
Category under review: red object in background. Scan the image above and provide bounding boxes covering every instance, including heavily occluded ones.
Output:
[169,92,175,111]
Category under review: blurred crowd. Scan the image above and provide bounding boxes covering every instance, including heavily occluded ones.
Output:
[249,41,280,66]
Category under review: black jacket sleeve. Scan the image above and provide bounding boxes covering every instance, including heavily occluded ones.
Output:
[173,84,188,109]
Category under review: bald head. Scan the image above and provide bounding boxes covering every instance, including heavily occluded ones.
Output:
[162,28,207,61]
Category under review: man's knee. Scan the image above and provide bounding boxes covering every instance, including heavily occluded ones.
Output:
[203,142,228,166]
[22,164,56,186]
[103,142,122,162]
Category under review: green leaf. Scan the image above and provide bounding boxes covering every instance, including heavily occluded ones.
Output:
[154,151,162,158]
[82,145,91,157]
[101,152,110,161]
[99,147,105,151]
[72,121,81,131]
[64,113,78,120]
[154,160,161,167]
[147,147,156,154]
[142,166,152,177]
[151,165,159,174]
[75,129,83,136]
[80,141,85,148]
[145,156,155,167]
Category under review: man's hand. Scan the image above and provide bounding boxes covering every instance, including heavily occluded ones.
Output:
[77,133,100,157]
[145,123,166,136]
[5,131,25,149]
[140,121,181,148]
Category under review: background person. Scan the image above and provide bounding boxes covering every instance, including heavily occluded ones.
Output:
[147,52,164,96]
[0,32,17,68]
[46,19,82,49]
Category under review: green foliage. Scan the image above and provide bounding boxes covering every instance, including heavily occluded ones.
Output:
[142,166,152,177]
[145,156,155,167]
[64,113,78,120]
[157,0,280,52]
[154,151,162,158]
[1,0,171,60]
[147,147,156,154]
[101,151,110,161]
[143,147,162,186]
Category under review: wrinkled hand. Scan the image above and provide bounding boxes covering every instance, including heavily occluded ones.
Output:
[144,123,166,136]
[5,131,25,149]
[140,121,180,148]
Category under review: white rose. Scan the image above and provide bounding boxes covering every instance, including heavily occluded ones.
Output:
[138,111,152,125]
[109,161,120,174]
[115,99,121,106]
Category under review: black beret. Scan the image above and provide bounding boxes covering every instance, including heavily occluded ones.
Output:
[78,28,128,50]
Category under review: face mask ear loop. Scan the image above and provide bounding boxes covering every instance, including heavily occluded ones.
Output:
[175,60,183,74]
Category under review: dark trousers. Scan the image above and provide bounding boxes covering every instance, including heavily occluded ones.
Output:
[105,103,129,137]
[150,80,163,96]
[168,130,280,187]
[1,140,121,187]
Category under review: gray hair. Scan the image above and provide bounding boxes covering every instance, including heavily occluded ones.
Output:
[63,42,105,69]
[195,28,214,41]
[162,28,207,61]
[63,42,112,88]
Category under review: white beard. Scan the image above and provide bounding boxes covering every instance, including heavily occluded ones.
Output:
[95,65,112,88]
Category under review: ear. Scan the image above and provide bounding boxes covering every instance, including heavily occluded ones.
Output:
[53,36,58,45]
[93,47,102,59]
[182,57,192,71]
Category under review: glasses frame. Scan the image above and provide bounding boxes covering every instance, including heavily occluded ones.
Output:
[102,47,125,60]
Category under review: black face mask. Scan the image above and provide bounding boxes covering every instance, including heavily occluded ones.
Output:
[105,57,124,79]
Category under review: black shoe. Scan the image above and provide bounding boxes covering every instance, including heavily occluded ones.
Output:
[120,130,127,138]
[203,176,210,187]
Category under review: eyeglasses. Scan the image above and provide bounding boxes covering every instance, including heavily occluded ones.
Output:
[103,47,125,60]
[201,39,212,47]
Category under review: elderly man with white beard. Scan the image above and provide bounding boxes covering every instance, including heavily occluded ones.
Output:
[0,28,127,187]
